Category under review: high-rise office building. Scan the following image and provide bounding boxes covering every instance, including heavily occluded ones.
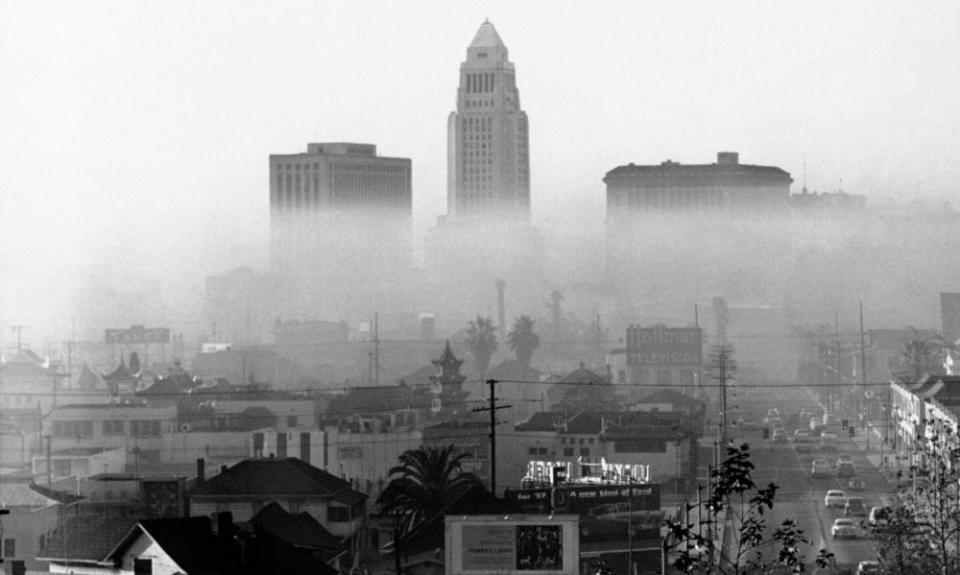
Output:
[268,142,412,320]
[447,20,530,218]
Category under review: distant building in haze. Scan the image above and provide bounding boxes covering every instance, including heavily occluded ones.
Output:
[447,20,530,218]
[268,142,413,320]
[604,152,792,216]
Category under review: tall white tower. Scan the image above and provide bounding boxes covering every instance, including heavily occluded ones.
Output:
[447,20,530,219]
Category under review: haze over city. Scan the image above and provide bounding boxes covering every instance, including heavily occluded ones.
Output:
[2,1,960,345]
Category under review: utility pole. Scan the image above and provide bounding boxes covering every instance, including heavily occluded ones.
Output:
[834,311,842,412]
[374,313,380,387]
[713,346,735,452]
[472,379,510,496]
[859,302,869,449]
[10,325,27,352]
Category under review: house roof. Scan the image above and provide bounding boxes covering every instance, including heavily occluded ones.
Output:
[106,517,228,574]
[191,457,367,505]
[39,517,137,563]
[103,359,136,383]
[77,363,105,389]
[0,480,63,508]
[514,411,566,432]
[635,388,704,406]
[251,501,342,550]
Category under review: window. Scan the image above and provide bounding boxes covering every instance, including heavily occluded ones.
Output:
[529,446,538,455]
[52,421,93,438]
[580,448,591,457]
[328,504,350,522]
[134,558,153,575]
[588,438,595,445]
[131,420,161,437]
[103,420,124,435]
[538,447,548,455]
[3,538,14,557]
[563,447,574,457]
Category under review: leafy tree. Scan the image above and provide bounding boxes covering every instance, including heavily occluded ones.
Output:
[465,316,498,376]
[869,504,939,575]
[887,417,960,575]
[508,315,541,366]
[664,443,828,575]
[376,445,479,534]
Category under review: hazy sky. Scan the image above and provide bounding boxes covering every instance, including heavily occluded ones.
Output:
[2,1,959,342]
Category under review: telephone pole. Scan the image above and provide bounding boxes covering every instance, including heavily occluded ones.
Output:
[713,346,735,452]
[10,325,28,352]
[472,379,510,496]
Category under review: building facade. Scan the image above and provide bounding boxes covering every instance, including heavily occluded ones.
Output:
[604,152,792,216]
[447,20,530,218]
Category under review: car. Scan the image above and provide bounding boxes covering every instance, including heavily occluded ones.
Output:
[810,417,824,432]
[772,428,788,442]
[734,417,761,431]
[812,459,831,478]
[819,431,839,452]
[868,506,891,526]
[832,517,860,539]
[836,455,854,466]
[825,489,846,508]
[848,477,866,490]
[765,415,784,428]
[845,496,868,516]
[837,461,857,477]
[856,560,881,574]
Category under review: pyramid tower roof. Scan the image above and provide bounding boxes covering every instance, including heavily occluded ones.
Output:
[469,19,505,49]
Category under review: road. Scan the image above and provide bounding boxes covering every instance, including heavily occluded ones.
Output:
[720,386,890,573]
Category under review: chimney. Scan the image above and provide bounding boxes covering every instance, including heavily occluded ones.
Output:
[196,458,205,483]
[717,151,739,166]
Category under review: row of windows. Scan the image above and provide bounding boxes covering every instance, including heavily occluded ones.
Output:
[560,437,595,445]
[52,420,162,438]
[465,72,496,94]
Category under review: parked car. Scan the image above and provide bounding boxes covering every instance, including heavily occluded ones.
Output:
[825,489,847,508]
[837,461,857,477]
[845,496,868,516]
[820,432,839,452]
[837,455,854,466]
[832,518,860,539]
[848,477,866,490]
[772,428,788,442]
[856,560,881,574]
[812,459,831,478]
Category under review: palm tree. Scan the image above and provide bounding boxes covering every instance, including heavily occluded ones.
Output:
[376,445,479,533]
[508,315,540,366]
[465,316,498,376]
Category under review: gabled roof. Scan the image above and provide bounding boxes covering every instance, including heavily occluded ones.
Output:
[469,20,505,49]
[39,517,138,563]
[106,517,228,574]
[251,501,342,550]
[191,458,367,505]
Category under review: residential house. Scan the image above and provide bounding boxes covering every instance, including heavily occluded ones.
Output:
[0,476,80,574]
[189,457,368,540]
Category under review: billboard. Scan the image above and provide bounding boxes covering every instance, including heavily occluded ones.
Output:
[626,326,702,366]
[105,325,171,345]
[505,483,661,515]
[446,515,579,575]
